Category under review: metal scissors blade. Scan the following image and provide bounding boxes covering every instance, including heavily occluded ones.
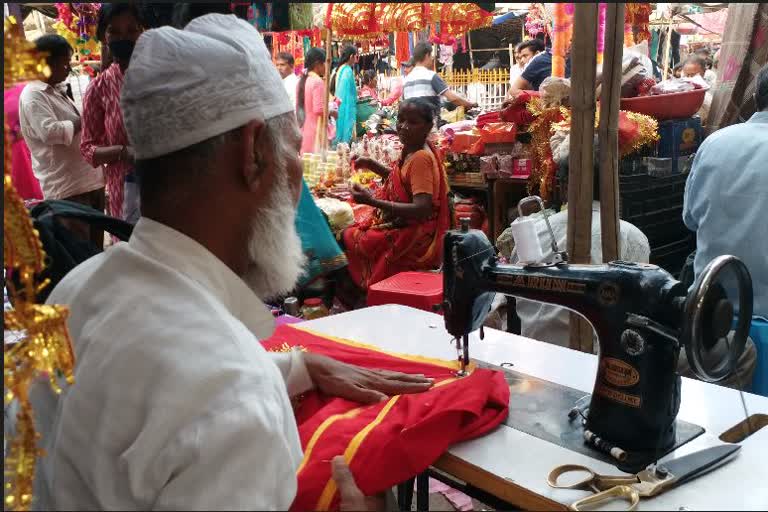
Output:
[547,444,742,511]
[655,443,741,486]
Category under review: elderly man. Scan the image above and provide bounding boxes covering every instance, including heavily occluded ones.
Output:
[32,14,431,511]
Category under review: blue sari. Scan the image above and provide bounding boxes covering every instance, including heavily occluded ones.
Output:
[295,178,347,287]
[333,64,357,145]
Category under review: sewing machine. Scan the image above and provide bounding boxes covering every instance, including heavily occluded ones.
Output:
[442,211,753,454]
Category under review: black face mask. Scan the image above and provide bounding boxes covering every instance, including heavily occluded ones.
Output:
[108,40,136,62]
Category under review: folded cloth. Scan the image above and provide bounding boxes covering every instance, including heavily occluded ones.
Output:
[262,325,510,512]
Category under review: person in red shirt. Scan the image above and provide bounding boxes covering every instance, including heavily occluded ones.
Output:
[80,3,144,223]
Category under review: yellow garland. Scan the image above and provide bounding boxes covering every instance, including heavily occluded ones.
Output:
[4,16,75,512]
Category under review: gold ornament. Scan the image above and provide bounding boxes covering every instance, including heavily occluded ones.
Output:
[4,18,75,512]
[4,17,50,88]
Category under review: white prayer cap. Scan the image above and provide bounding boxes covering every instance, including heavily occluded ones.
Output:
[121,14,293,160]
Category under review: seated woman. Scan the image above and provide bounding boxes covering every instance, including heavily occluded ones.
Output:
[358,70,380,103]
[341,98,451,291]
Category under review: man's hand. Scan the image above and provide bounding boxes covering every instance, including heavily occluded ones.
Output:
[333,457,387,511]
[350,183,373,205]
[304,352,433,404]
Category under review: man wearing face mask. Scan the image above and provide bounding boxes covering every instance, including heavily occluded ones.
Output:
[80,3,144,226]
[31,14,432,511]
[19,35,105,245]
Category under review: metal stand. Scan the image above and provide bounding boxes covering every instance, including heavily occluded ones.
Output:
[396,469,521,511]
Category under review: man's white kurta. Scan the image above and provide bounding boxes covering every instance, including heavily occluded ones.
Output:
[32,217,313,510]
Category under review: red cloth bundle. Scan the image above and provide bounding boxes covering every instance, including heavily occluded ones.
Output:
[475,111,501,128]
[500,91,537,127]
[262,326,510,511]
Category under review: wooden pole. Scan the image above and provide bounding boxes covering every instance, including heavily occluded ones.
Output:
[566,3,599,353]
[598,2,625,263]
[468,31,476,72]
[319,27,333,158]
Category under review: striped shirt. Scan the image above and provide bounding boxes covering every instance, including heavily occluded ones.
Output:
[402,65,449,114]
[80,63,131,219]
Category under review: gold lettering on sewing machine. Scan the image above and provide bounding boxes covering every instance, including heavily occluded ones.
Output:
[596,383,642,408]
[498,274,587,294]
[601,357,640,387]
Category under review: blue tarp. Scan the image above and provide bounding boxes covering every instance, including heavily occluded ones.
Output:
[492,11,524,25]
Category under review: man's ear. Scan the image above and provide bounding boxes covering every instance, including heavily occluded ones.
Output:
[240,120,265,192]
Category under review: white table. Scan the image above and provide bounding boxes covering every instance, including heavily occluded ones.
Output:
[303,305,768,511]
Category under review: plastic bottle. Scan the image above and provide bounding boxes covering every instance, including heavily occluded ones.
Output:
[301,298,329,320]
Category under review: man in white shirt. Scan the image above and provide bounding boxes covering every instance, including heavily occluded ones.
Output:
[276,51,299,111]
[32,14,431,511]
[505,167,651,349]
[19,34,105,244]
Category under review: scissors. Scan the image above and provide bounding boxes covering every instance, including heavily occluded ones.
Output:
[547,444,740,511]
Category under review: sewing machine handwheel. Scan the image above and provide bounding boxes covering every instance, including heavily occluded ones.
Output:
[681,255,753,383]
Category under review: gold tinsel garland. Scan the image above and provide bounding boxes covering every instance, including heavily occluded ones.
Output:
[4,16,75,512]
[525,97,660,202]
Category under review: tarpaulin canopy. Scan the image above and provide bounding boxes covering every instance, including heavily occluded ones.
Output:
[675,8,728,35]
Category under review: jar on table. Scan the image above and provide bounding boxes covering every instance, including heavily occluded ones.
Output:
[301,298,329,320]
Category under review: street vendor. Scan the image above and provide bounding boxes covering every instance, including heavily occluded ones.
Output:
[340,98,451,293]
[31,14,433,510]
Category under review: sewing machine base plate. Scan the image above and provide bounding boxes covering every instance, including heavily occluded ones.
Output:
[476,361,705,473]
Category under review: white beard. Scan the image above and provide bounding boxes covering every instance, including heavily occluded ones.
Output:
[241,171,306,301]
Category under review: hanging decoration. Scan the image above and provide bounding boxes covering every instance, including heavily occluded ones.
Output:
[426,3,493,36]
[54,3,101,61]
[4,16,76,512]
[526,97,568,201]
[626,3,653,45]
[525,3,548,38]
[325,3,492,39]
[551,3,568,78]
[564,3,575,53]
[596,3,607,65]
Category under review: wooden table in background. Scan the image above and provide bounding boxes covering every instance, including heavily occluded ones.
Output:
[449,175,529,243]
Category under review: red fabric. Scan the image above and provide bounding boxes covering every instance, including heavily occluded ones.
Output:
[342,143,451,290]
[80,63,131,219]
[500,91,537,127]
[262,325,510,512]
[395,31,411,65]
[4,84,43,200]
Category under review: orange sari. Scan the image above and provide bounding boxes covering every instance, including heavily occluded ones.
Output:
[342,142,451,289]
[263,325,509,512]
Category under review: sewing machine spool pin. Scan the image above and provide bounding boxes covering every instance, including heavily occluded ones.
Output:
[516,196,568,266]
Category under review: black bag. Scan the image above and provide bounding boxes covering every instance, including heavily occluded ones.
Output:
[7,200,134,304]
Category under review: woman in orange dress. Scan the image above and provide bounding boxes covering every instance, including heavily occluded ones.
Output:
[341,98,451,291]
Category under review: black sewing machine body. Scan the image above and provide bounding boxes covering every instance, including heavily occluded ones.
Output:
[442,226,751,453]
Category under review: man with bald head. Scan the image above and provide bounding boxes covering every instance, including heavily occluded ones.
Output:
[32,14,430,511]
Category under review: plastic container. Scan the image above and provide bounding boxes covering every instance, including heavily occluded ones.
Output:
[301,298,329,320]
[620,88,706,121]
